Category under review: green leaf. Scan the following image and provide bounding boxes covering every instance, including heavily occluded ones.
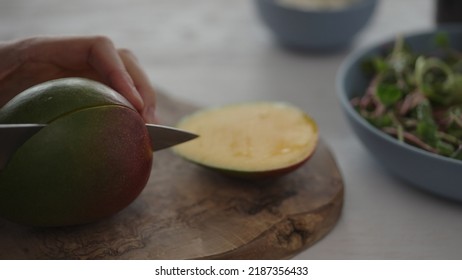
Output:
[376,84,403,106]
[445,74,462,105]
[367,114,393,128]
[416,120,438,147]
[434,32,450,48]
[451,147,462,160]
[415,101,438,146]
[372,57,388,73]
[414,56,453,97]
[415,101,434,122]
[436,141,455,156]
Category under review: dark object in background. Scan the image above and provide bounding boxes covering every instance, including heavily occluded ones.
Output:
[254,0,378,51]
[436,0,462,24]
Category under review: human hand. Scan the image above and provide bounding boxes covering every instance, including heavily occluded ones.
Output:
[0,36,157,123]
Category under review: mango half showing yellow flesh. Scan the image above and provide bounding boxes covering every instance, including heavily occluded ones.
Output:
[0,78,153,227]
[173,102,318,179]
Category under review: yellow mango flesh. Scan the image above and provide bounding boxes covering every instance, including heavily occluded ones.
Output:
[174,102,318,178]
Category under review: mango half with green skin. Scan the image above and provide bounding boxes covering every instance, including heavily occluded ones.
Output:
[173,102,318,180]
[0,78,153,227]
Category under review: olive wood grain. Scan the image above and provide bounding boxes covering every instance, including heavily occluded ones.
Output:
[0,91,344,259]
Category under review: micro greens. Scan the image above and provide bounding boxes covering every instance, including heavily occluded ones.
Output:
[352,32,462,159]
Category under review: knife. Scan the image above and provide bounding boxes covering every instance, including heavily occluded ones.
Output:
[0,123,198,170]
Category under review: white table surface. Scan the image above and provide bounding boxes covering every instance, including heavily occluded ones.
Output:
[1,0,462,259]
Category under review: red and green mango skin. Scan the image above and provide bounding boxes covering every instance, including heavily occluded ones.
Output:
[0,78,153,227]
[193,154,314,181]
[0,78,135,124]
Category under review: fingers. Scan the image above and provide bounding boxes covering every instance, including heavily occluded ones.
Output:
[86,37,145,112]
[9,35,156,121]
[118,49,157,124]
[0,41,21,81]
[19,36,145,112]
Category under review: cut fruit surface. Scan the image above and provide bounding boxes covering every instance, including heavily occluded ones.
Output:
[173,102,318,179]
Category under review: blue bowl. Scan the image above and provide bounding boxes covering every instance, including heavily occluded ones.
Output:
[255,0,378,50]
[337,26,462,201]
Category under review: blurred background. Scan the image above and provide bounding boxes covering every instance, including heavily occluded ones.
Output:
[3,0,462,260]
[0,0,435,144]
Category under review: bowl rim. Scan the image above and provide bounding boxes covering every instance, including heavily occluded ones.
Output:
[336,25,462,167]
[258,0,378,14]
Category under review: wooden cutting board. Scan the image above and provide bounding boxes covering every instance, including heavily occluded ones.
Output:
[0,92,344,260]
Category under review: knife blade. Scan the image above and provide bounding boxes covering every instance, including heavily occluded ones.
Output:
[144,124,198,151]
[0,123,198,170]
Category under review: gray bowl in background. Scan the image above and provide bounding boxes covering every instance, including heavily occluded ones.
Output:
[255,0,378,50]
[337,26,462,202]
